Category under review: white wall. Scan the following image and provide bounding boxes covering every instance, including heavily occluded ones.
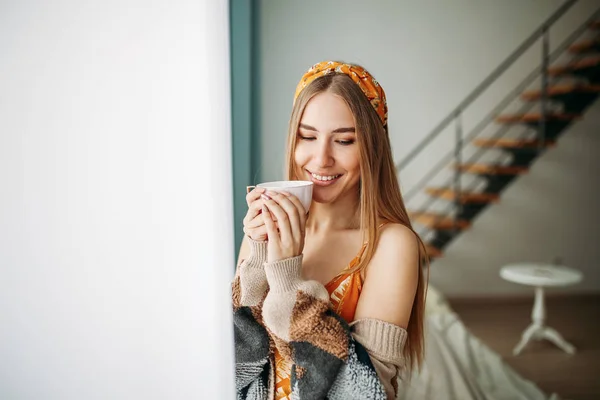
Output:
[0,1,234,398]
[256,0,600,296]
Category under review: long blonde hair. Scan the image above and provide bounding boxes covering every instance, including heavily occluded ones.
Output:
[285,72,428,372]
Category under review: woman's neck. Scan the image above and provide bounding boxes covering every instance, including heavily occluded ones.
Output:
[305,191,360,234]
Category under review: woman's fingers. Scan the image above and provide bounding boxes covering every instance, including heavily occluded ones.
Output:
[244,223,268,240]
[245,187,265,207]
[273,192,304,244]
[245,220,279,235]
[244,188,304,249]
[279,191,307,232]
[264,192,300,245]
[262,203,279,243]
[243,187,268,241]
[244,199,264,226]
[245,215,263,229]
[246,210,280,229]
[262,197,293,245]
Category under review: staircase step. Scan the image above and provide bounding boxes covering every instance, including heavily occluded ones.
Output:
[425,187,500,203]
[549,55,600,76]
[453,163,528,175]
[425,244,442,259]
[569,39,600,54]
[411,212,470,230]
[521,84,600,100]
[496,113,581,123]
[473,138,556,149]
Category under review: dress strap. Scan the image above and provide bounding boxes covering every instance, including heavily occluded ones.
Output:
[354,222,389,261]
[339,222,391,275]
[355,243,368,260]
[377,221,390,230]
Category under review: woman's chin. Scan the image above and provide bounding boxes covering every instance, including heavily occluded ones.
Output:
[312,181,360,205]
[311,190,337,204]
[311,195,331,204]
[312,188,346,205]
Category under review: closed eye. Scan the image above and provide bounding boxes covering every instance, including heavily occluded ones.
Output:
[298,134,354,145]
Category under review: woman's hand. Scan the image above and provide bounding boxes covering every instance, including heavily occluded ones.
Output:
[261,191,307,263]
[242,187,269,241]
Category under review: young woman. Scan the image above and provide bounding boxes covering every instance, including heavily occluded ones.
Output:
[233,61,427,400]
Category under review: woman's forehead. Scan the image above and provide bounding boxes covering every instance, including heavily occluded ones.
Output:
[301,92,355,131]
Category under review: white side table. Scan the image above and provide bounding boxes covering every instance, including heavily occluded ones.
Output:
[500,263,583,355]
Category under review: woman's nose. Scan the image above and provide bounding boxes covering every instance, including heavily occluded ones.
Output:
[314,140,334,167]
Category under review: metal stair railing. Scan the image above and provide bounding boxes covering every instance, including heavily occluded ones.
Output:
[397,0,600,250]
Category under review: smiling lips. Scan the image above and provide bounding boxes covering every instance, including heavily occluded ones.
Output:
[308,170,342,186]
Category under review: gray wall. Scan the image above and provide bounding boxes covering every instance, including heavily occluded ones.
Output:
[256,0,600,296]
[0,1,235,398]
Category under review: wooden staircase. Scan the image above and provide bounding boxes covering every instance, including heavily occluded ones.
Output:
[413,20,600,261]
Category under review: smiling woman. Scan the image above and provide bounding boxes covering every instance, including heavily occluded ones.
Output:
[233,61,427,400]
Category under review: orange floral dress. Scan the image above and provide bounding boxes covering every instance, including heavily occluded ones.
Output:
[274,244,368,400]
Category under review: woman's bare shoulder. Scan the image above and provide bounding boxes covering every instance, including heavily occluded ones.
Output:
[377,222,418,250]
[354,222,419,327]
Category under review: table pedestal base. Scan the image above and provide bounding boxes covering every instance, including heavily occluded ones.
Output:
[513,286,576,355]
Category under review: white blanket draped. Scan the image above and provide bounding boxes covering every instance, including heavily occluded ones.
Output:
[396,287,562,400]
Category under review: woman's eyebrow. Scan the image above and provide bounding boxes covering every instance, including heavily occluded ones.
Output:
[299,123,355,133]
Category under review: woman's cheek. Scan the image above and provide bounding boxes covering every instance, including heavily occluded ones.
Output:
[294,144,308,165]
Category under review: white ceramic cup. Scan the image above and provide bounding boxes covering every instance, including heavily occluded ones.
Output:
[254,180,313,213]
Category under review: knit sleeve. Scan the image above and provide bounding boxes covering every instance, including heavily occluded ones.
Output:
[351,318,408,399]
[261,255,392,400]
[232,238,272,398]
[234,238,269,307]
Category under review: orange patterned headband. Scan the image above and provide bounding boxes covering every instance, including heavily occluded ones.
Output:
[294,61,388,127]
